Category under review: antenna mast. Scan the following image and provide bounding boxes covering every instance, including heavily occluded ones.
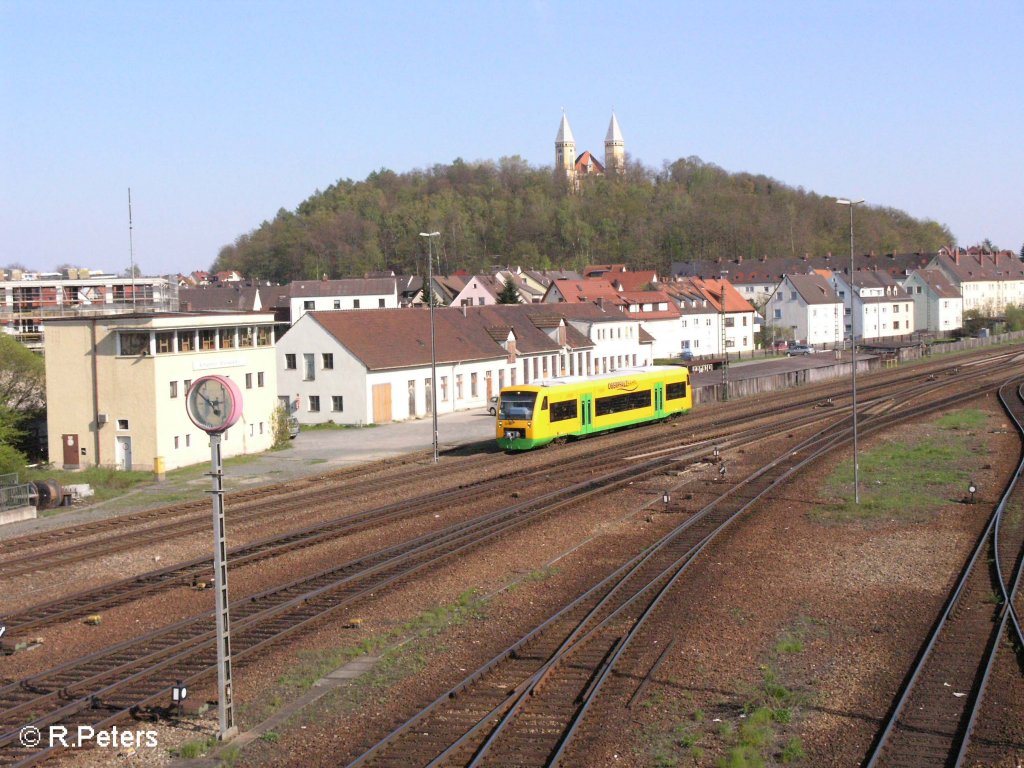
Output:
[128,187,136,308]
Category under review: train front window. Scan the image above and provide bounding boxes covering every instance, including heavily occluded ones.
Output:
[499,391,537,420]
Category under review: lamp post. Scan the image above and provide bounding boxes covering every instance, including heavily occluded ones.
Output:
[719,270,729,401]
[836,198,864,504]
[419,231,441,463]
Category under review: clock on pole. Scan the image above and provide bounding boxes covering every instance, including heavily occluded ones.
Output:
[184,374,242,740]
[186,375,242,434]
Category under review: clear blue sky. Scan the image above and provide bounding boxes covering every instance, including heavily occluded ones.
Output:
[2,0,1021,277]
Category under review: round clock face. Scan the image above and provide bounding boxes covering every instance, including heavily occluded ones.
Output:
[186,375,243,433]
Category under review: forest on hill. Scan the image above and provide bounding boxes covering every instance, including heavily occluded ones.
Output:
[212,156,953,283]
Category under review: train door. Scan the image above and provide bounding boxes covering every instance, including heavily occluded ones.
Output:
[580,394,593,434]
[655,384,664,416]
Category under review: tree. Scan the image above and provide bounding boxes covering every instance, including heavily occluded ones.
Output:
[122,264,142,278]
[0,335,45,412]
[0,408,28,475]
[496,277,522,304]
[1019,242,1023,260]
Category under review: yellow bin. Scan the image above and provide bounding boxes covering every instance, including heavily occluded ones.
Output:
[154,456,166,481]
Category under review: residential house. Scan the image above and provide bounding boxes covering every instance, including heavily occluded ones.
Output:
[44,312,278,472]
[929,248,1024,316]
[902,268,963,334]
[662,277,757,357]
[769,274,844,346]
[831,270,915,341]
[288,277,399,322]
[452,275,504,307]
[541,277,683,358]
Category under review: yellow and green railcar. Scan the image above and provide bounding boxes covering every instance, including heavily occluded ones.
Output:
[495,366,692,451]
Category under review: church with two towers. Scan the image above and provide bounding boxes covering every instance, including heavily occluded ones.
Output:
[555,111,625,185]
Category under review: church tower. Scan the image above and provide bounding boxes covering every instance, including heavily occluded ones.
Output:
[604,111,625,174]
[555,112,577,183]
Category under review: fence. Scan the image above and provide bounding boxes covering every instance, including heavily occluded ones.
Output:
[0,473,34,512]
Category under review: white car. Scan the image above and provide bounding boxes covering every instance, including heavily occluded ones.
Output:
[487,396,499,416]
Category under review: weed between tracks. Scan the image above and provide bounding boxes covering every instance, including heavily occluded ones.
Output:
[816,409,987,523]
[238,589,487,732]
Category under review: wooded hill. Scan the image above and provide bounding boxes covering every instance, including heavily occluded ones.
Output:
[212,156,952,283]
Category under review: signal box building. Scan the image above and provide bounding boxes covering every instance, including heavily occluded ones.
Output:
[44,312,278,472]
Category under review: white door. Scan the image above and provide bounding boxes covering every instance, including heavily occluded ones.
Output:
[117,436,133,470]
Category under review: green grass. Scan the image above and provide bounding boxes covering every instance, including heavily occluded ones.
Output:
[774,632,803,655]
[170,735,218,759]
[817,409,985,523]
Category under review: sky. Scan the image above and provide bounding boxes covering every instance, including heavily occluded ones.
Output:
[2,0,1021,277]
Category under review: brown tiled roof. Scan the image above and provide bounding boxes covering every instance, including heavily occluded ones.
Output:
[308,304,614,371]
[786,274,840,305]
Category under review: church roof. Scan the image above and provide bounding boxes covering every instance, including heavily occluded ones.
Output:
[556,113,575,144]
[606,111,624,143]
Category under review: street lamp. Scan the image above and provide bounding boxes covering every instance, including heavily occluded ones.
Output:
[836,198,864,504]
[419,231,441,463]
[720,270,729,401]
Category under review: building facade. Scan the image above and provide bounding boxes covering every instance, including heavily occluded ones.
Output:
[44,312,278,472]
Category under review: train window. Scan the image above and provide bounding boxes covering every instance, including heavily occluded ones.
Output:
[595,390,652,417]
[541,397,549,410]
[666,381,688,400]
[550,399,578,422]
[499,391,537,420]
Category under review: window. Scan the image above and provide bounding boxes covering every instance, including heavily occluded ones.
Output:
[179,331,194,351]
[258,372,264,387]
[117,419,129,430]
[725,317,735,328]
[119,332,149,356]
[199,329,216,350]
[304,300,315,310]
[333,300,341,309]
[256,327,270,346]
[170,381,178,398]
[549,399,578,422]
[894,321,900,330]
[285,354,297,370]
[471,372,478,397]
[322,353,334,369]
[774,309,782,320]
[353,299,361,309]
[332,395,343,412]
[456,374,464,400]
[245,373,253,389]
[440,376,448,401]
[185,434,190,447]
[378,298,385,308]
[219,328,236,348]
[184,379,192,392]
[304,353,315,381]
[174,436,179,449]
[666,381,688,400]
[595,390,652,417]
[309,395,320,412]
[156,332,174,354]
[239,328,253,347]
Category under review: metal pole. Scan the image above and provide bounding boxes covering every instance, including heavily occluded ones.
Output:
[420,231,440,463]
[209,434,237,739]
[837,198,863,505]
[720,272,729,401]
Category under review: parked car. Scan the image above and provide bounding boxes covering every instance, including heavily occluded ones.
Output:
[288,416,300,439]
[771,340,789,351]
[787,344,814,356]
[681,349,695,361]
[487,395,499,416]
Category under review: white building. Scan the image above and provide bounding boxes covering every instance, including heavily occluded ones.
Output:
[769,274,844,346]
[276,304,652,426]
[288,277,399,322]
[44,312,278,472]
[902,268,963,334]
[831,270,915,341]
[929,248,1024,316]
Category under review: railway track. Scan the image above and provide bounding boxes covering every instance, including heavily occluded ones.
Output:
[2,361,996,640]
[0,351,1021,767]
[863,379,1024,767]
[0,350,1001,578]
[341,373,1015,766]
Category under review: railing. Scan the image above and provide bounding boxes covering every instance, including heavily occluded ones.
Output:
[0,475,34,512]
